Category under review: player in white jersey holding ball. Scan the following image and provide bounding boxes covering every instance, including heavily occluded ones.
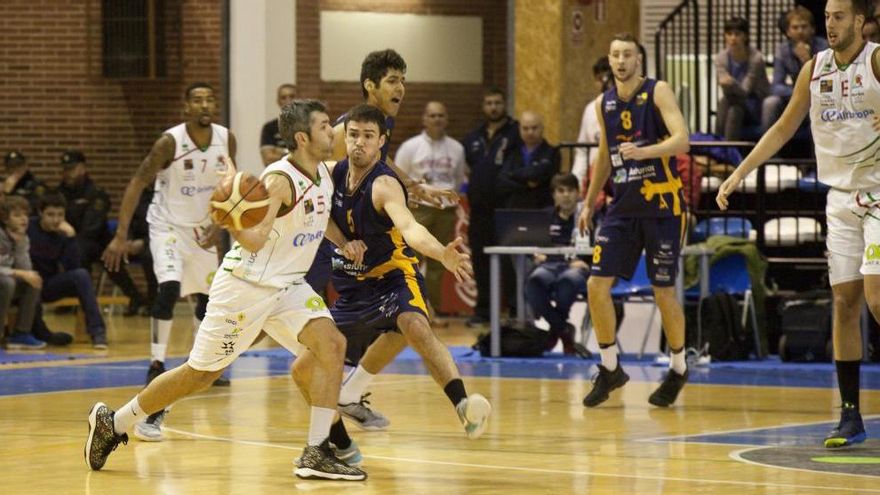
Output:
[102,82,234,440]
[717,0,876,449]
[86,99,368,481]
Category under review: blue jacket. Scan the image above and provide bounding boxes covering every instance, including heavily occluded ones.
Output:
[27,217,81,280]
[463,117,521,211]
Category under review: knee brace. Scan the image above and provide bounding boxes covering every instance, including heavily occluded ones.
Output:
[194,293,208,321]
[152,281,181,320]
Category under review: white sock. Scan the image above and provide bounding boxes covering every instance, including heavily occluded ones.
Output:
[114,396,146,434]
[151,318,173,363]
[338,365,375,405]
[599,344,619,371]
[307,406,336,446]
[670,348,687,375]
[192,316,202,339]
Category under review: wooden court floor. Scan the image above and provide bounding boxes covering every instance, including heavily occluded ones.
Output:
[1,311,879,494]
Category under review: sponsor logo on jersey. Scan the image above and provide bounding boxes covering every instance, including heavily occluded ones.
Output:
[820,108,875,122]
[820,79,833,93]
[866,243,880,263]
[292,230,324,247]
[304,199,314,214]
[855,74,863,88]
[605,99,617,112]
[305,296,327,311]
[180,185,214,196]
[636,92,648,105]
[184,159,193,170]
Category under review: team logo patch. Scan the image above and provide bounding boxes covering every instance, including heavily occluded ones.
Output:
[605,99,617,112]
[304,199,314,214]
[636,92,648,105]
[855,74,863,88]
[820,80,833,93]
[184,159,193,170]
[305,296,327,311]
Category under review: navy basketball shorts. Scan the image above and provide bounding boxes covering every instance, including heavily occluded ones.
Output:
[330,270,429,365]
[590,215,686,287]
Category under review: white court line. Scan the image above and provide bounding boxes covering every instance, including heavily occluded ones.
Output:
[162,427,880,492]
[730,446,880,479]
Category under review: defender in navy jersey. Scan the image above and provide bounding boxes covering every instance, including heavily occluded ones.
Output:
[310,104,491,441]
[578,33,691,408]
[306,49,456,299]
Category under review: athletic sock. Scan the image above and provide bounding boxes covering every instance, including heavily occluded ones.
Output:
[444,378,467,408]
[307,406,336,446]
[151,318,173,363]
[599,343,619,371]
[669,346,687,375]
[338,365,375,404]
[835,360,861,410]
[114,396,146,434]
[328,418,352,450]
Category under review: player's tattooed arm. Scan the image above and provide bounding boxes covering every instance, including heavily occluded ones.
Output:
[102,134,175,272]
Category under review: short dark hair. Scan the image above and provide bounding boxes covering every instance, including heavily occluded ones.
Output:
[551,173,579,192]
[38,193,66,212]
[848,0,872,17]
[344,104,387,137]
[724,16,750,35]
[592,56,611,77]
[484,86,506,100]
[279,99,327,151]
[0,196,29,225]
[360,49,406,100]
[277,83,296,95]
[611,32,640,45]
[184,82,214,100]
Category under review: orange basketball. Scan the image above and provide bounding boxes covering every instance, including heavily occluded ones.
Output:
[210,172,270,230]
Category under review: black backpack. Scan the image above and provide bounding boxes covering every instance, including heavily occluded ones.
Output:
[778,290,832,362]
[475,324,548,357]
[699,293,750,361]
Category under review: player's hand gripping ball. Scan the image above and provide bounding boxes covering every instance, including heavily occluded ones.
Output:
[210,171,270,230]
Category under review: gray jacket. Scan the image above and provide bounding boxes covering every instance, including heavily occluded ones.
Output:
[0,228,31,277]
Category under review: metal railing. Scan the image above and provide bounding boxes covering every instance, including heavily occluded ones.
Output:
[655,0,796,133]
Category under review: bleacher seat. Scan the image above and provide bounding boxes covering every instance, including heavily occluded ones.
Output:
[691,217,754,242]
[743,164,800,193]
[764,217,824,246]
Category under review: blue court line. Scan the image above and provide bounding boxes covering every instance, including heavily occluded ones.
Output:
[2,347,880,397]
[654,418,880,447]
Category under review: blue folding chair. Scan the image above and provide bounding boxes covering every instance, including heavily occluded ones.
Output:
[685,253,763,359]
[797,172,831,194]
[582,255,657,356]
[691,217,752,242]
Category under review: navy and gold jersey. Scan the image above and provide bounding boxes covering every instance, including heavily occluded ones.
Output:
[329,159,422,294]
[333,113,395,162]
[602,78,684,218]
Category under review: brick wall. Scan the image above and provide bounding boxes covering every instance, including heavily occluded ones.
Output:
[297,0,509,155]
[0,0,507,213]
[0,0,223,211]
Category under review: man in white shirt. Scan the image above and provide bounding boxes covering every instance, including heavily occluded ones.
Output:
[572,56,612,188]
[394,101,466,313]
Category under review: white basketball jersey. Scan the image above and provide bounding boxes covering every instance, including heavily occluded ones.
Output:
[223,159,333,288]
[810,42,880,191]
[147,123,230,227]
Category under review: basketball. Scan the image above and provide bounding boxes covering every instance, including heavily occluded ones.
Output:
[210,171,270,230]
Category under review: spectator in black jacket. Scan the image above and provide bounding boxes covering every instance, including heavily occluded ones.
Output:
[57,151,147,316]
[463,87,521,325]
[497,111,559,208]
[28,194,108,349]
[3,150,47,210]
